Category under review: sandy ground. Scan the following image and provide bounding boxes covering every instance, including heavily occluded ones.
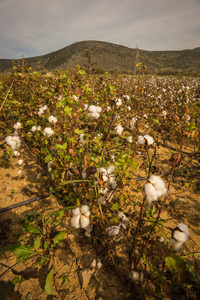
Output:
[0,138,200,300]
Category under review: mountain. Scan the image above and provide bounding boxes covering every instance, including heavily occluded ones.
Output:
[0,40,200,75]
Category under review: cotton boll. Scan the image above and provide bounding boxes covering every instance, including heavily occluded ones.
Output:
[72,95,79,101]
[70,215,81,228]
[129,270,144,284]
[170,223,190,251]
[13,122,22,130]
[107,166,115,175]
[88,105,97,113]
[80,205,90,215]
[144,183,158,204]
[43,127,54,137]
[31,126,37,132]
[99,167,107,175]
[13,151,20,157]
[83,104,88,110]
[18,159,23,166]
[115,125,124,136]
[102,174,108,182]
[144,135,155,146]
[115,98,122,107]
[48,115,58,123]
[106,225,120,236]
[118,212,129,223]
[149,175,167,198]
[127,136,133,143]
[80,215,90,228]
[96,106,102,113]
[130,117,137,129]
[137,135,145,145]
[85,224,93,237]
[72,207,81,216]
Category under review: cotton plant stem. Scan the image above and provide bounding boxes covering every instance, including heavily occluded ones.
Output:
[0,80,14,113]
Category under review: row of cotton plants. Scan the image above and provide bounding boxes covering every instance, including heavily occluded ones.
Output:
[1,67,200,297]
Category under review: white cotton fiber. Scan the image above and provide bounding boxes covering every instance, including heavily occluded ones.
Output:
[144,183,158,204]
[80,205,89,215]
[137,135,145,145]
[105,225,120,236]
[72,207,81,216]
[178,223,190,237]
[70,215,80,228]
[115,125,124,136]
[144,135,155,145]
[170,223,190,251]
[80,215,90,228]
[107,166,115,175]
[149,175,167,198]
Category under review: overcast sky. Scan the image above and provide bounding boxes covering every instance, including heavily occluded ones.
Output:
[0,0,200,59]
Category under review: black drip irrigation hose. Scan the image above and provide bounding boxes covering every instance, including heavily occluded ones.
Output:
[0,167,197,214]
[0,193,53,214]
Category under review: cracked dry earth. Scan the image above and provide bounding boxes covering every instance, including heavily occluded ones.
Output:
[0,138,200,300]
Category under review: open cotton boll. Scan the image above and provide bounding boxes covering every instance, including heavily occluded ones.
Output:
[129,270,144,284]
[88,105,97,113]
[115,125,124,136]
[48,115,58,123]
[96,106,102,113]
[72,95,79,101]
[144,135,155,146]
[115,98,122,107]
[80,215,90,228]
[72,207,81,216]
[13,151,20,157]
[99,167,107,175]
[13,122,22,130]
[71,215,81,229]
[149,175,167,197]
[137,135,145,145]
[85,224,93,238]
[170,223,190,251]
[43,127,54,137]
[18,159,23,166]
[106,225,121,236]
[80,205,90,215]
[130,117,137,129]
[144,183,158,204]
[127,136,133,143]
[31,126,37,132]
[107,166,115,175]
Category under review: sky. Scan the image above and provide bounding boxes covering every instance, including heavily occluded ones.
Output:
[0,0,200,59]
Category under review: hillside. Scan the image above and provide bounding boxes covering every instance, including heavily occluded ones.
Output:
[0,40,200,74]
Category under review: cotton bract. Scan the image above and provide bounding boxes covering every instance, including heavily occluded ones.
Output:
[71,206,90,229]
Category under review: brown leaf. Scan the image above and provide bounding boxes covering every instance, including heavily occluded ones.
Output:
[12,267,39,280]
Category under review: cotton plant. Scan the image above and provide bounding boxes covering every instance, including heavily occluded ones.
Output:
[70,205,90,229]
[88,105,102,119]
[169,223,190,251]
[144,175,167,204]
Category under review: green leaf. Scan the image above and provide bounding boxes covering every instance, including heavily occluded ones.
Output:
[43,240,49,249]
[74,128,84,135]
[110,203,119,211]
[34,237,42,249]
[45,154,52,162]
[53,231,66,246]
[64,106,72,116]
[45,266,54,295]
[22,223,41,234]
[40,257,47,266]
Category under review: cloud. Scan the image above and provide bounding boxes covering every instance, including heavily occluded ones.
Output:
[0,0,200,58]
